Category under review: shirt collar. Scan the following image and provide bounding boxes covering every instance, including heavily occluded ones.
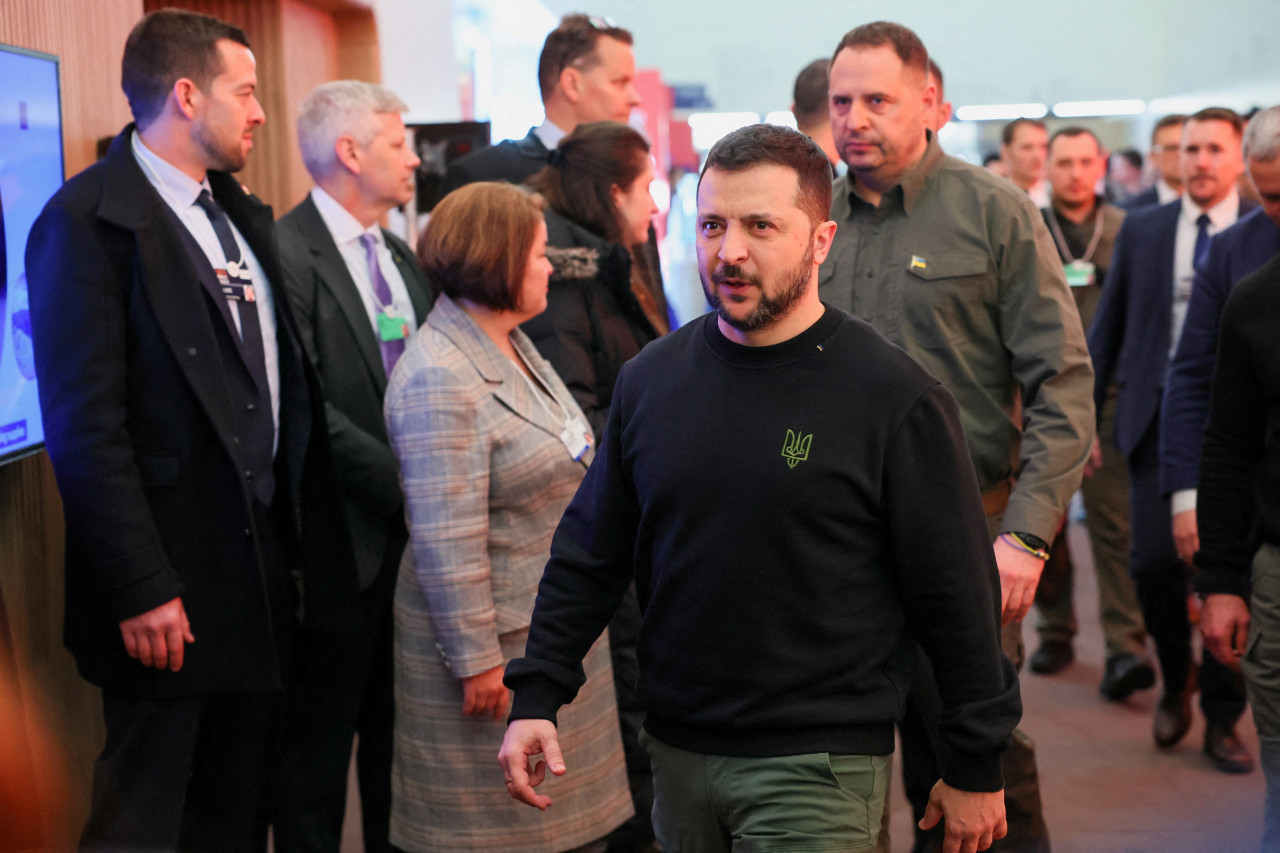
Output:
[131,129,210,207]
[847,129,942,216]
[535,119,569,152]
[1180,187,1240,230]
[1156,178,1180,205]
[310,185,381,248]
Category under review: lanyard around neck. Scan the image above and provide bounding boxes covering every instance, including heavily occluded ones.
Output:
[1047,206,1104,264]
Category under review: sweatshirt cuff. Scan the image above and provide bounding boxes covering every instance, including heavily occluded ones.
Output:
[506,677,565,727]
[1194,566,1251,599]
[941,748,1006,793]
[1171,489,1197,515]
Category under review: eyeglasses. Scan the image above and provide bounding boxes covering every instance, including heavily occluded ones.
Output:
[587,15,619,30]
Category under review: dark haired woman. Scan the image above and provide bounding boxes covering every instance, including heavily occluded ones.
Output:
[524,120,667,440]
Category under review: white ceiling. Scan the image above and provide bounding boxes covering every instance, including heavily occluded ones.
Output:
[539,0,1280,118]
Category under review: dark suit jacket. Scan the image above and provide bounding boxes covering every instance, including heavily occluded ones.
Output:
[435,127,549,202]
[1121,185,1161,210]
[1089,196,1257,459]
[1159,207,1280,495]
[25,126,358,699]
[277,194,433,590]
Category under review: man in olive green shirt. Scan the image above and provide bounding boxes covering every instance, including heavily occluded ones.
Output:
[820,21,1094,853]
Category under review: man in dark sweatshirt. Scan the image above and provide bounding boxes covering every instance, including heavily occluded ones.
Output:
[499,124,1021,853]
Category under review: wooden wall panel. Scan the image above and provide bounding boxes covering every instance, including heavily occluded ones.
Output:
[2,3,143,848]
[281,0,341,208]
[0,0,141,176]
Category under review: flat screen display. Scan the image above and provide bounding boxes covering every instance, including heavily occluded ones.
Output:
[0,44,62,465]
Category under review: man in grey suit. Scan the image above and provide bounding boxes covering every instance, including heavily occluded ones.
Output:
[274,80,433,853]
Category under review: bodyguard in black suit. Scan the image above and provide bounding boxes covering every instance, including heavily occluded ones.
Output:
[274,81,432,853]
[1089,108,1253,773]
[24,12,357,850]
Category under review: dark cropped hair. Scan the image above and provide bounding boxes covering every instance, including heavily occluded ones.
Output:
[832,21,928,79]
[1049,125,1101,155]
[928,58,944,98]
[1001,117,1048,146]
[417,183,546,312]
[1189,106,1244,137]
[537,13,633,102]
[1151,113,1187,144]
[527,121,650,246]
[792,59,830,127]
[121,9,250,130]
[698,124,832,229]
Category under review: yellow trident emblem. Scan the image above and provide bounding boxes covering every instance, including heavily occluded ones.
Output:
[781,429,812,469]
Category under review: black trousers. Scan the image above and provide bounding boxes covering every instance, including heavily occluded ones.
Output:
[1127,424,1246,724]
[271,535,400,853]
[80,499,296,853]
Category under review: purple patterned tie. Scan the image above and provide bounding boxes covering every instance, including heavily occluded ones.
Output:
[359,233,406,377]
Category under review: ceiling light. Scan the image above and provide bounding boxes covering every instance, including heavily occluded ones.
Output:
[954,103,1048,122]
[1053,99,1146,117]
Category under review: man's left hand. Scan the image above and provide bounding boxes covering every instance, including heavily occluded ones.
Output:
[993,537,1044,626]
[919,780,1007,853]
[1201,593,1250,671]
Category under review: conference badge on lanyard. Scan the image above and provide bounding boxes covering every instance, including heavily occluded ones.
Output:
[377,311,409,342]
[560,415,592,462]
[1064,259,1096,288]
[217,259,255,302]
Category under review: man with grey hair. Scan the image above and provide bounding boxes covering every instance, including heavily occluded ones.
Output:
[273,79,434,852]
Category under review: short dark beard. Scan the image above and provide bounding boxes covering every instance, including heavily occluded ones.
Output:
[702,239,815,333]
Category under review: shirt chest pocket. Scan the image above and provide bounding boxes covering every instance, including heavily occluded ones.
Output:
[901,250,995,346]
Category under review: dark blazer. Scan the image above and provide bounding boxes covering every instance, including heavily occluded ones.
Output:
[1159,207,1280,495]
[1089,196,1257,459]
[25,127,358,699]
[277,194,433,590]
[435,127,549,201]
[1121,185,1161,210]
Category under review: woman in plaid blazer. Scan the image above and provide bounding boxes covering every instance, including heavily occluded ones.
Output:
[384,183,632,852]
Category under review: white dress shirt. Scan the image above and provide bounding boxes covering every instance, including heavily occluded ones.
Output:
[131,131,281,444]
[1156,178,1181,205]
[309,186,417,346]
[1026,180,1051,210]
[1171,188,1239,360]
[534,119,568,152]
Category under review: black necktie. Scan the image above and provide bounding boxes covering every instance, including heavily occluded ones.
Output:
[194,190,270,397]
[1194,213,1212,268]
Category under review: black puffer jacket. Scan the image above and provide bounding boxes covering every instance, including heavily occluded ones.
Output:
[521,209,661,439]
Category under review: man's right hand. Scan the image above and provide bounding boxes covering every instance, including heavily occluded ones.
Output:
[119,597,194,671]
[1201,593,1250,671]
[918,780,1007,853]
[1083,435,1103,478]
[497,718,565,810]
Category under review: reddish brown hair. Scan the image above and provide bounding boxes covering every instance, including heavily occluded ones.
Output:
[417,182,545,312]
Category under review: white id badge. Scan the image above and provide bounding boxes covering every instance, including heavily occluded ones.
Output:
[560,415,592,461]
